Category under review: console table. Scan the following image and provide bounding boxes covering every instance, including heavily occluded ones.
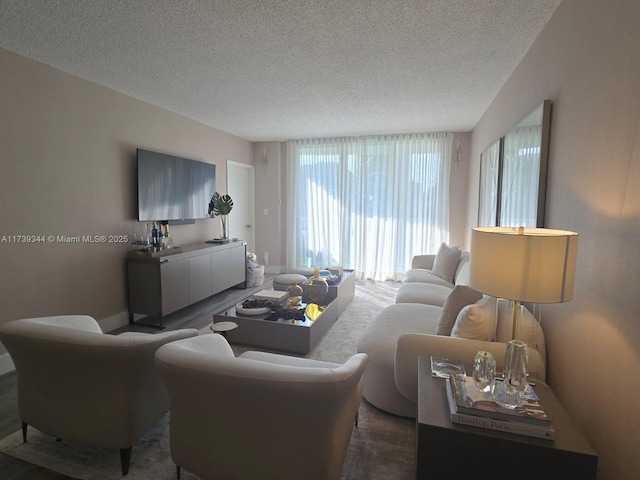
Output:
[415,357,598,480]
[126,240,246,328]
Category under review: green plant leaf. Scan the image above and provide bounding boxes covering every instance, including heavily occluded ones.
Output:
[208,192,233,217]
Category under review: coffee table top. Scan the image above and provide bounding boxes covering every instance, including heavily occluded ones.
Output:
[216,299,334,327]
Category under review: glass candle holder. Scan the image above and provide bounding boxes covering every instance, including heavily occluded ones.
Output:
[472,351,496,393]
[493,339,529,409]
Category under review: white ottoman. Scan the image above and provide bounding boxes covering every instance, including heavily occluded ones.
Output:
[273,273,308,291]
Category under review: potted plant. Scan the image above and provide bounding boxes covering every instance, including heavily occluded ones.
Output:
[208,192,234,240]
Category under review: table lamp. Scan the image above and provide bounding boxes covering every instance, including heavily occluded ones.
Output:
[469,227,579,340]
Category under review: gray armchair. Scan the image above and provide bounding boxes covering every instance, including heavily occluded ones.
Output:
[0,315,198,475]
[155,334,368,480]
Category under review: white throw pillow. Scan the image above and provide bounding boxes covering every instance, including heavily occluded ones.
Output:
[436,285,483,336]
[451,296,498,341]
[431,242,461,283]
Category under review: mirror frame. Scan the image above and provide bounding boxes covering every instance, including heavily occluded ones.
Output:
[478,100,552,228]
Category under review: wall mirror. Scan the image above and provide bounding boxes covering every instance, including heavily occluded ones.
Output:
[478,100,552,227]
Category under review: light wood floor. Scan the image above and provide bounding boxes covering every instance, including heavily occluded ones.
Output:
[0,275,276,479]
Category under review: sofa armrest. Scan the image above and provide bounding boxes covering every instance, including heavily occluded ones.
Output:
[411,254,436,269]
[394,333,546,403]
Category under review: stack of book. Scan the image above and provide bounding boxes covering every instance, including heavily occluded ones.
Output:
[445,374,555,440]
[252,289,287,303]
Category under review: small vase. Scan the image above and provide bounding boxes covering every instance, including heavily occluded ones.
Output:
[285,282,303,306]
[472,351,496,393]
[303,267,329,303]
[493,340,529,409]
[220,215,228,239]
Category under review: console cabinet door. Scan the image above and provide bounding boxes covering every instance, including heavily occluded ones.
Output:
[228,243,247,287]
[189,253,212,303]
[127,260,161,319]
[211,249,231,294]
[210,243,246,294]
[160,258,190,315]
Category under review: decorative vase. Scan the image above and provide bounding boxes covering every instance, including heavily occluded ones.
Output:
[220,215,228,239]
[285,282,304,306]
[303,267,329,303]
[493,340,529,409]
[472,350,496,393]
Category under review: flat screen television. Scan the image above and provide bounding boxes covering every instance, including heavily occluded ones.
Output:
[137,148,216,222]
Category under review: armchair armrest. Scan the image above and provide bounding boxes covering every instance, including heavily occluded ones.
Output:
[411,254,436,269]
[394,333,546,403]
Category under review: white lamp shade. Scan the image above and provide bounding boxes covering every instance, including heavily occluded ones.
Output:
[469,227,579,303]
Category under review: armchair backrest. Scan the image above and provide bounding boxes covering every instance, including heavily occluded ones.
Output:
[155,334,368,480]
[0,315,198,449]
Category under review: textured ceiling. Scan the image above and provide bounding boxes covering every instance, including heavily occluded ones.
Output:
[0,0,561,141]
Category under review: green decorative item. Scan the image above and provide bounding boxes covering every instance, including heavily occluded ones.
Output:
[208,192,234,239]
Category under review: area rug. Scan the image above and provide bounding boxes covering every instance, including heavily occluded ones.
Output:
[0,280,414,480]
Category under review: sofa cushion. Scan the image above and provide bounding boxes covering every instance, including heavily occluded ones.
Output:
[454,259,470,286]
[431,242,461,283]
[451,296,498,341]
[395,283,453,306]
[401,269,454,287]
[436,285,483,336]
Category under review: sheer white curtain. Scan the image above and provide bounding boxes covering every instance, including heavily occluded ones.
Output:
[500,125,542,227]
[286,133,452,281]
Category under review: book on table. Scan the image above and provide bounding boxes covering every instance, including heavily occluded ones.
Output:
[252,289,287,302]
[445,374,555,440]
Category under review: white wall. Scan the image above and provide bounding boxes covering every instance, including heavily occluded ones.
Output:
[467,1,640,478]
[0,48,252,345]
[252,141,286,272]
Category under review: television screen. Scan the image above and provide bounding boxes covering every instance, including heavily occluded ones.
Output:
[137,148,216,222]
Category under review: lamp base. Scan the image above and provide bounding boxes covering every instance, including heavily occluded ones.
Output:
[510,300,526,341]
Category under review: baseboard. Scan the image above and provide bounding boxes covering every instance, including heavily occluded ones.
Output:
[0,353,15,376]
[98,311,130,333]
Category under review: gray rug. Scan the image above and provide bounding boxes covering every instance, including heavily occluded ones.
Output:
[0,281,414,480]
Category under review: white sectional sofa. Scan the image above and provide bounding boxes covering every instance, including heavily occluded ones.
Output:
[357,244,547,418]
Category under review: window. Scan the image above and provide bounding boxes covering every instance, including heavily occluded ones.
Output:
[287,133,452,281]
